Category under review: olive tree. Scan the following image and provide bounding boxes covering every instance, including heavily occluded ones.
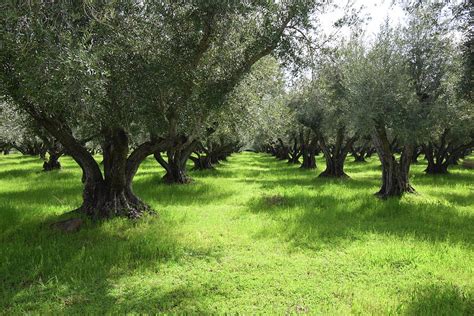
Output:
[143,1,320,183]
[291,53,357,178]
[1,1,319,218]
[402,4,474,173]
[342,29,420,197]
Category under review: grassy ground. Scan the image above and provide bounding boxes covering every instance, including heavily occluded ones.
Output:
[0,152,473,314]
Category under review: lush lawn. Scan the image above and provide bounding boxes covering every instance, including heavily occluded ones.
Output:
[0,152,473,314]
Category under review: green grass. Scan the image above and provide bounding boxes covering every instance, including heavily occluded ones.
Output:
[0,152,473,314]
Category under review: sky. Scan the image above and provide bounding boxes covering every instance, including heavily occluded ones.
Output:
[318,0,407,41]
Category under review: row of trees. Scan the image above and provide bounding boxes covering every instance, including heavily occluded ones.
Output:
[259,4,473,197]
[0,1,472,220]
[1,1,320,218]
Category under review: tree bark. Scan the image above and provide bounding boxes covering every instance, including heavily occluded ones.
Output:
[318,128,354,178]
[353,152,367,163]
[423,143,449,174]
[287,137,301,164]
[365,147,376,158]
[43,151,62,171]
[275,138,289,160]
[372,124,415,198]
[300,147,316,169]
[319,155,348,177]
[154,149,192,184]
[190,153,213,170]
[78,128,157,218]
[2,58,167,219]
[422,136,474,175]
[411,146,423,163]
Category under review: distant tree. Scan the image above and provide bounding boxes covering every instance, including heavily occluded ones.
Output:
[402,5,474,174]
[291,53,357,178]
[1,1,319,218]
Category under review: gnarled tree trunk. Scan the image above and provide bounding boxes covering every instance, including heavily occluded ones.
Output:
[319,155,347,177]
[42,139,64,171]
[422,133,473,175]
[411,146,423,163]
[190,153,213,170]
[275,138,289,160]
[373,125,415,198]
[154,146,193,184]
[78,128,157,218]
[424,143,449,174]
[287,137,301,164]
[352,152,366,162]
[318,128,355,178]
[3,57,166,219]
[365,147,376,158]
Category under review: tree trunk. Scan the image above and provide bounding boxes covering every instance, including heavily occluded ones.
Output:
[424,144,444,174]
[421,140,471,175]
[353,152,367,163]
[288,155,300,164]
[164,160,189,183]
[191,154,213,170]
[3,60,163,219]
[365,147,376,158]
[319,155,347,177]
[411,147,423,163]
[43,151,62,171]
[210,154,220,165]
[318,129,353,178]
[300,147,316,169]
[425,161,449,174]
[373,125,415,198]
[155,150,191,184]
[78,128,152,219]
[275,138,289,160]
[287,137,301,164]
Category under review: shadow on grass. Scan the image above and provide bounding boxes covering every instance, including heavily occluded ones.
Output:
[248,189,474,250]
[244,154,473,251]
[0,158,218,313]
[403,284,473,315]
[104,283,214,314]
[414,172,474,186]
[0,213,190,313]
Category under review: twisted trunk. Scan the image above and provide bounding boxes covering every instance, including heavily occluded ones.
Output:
[365,147,376,158]
[318,128,355,178]
[423,133,473,174]
[275,138,289,160]
[319,155,347,177]
[190,153,213,170]
[210,154,220,165]
[424,143,449,174]
[3,59,164,219]
[154,144,194,184]
[79,128,162,218]
[287,137,301,164]
[411,146,423,163]
[373,124,415,198]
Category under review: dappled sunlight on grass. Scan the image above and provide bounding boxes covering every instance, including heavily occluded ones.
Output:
[0,152,472,313]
